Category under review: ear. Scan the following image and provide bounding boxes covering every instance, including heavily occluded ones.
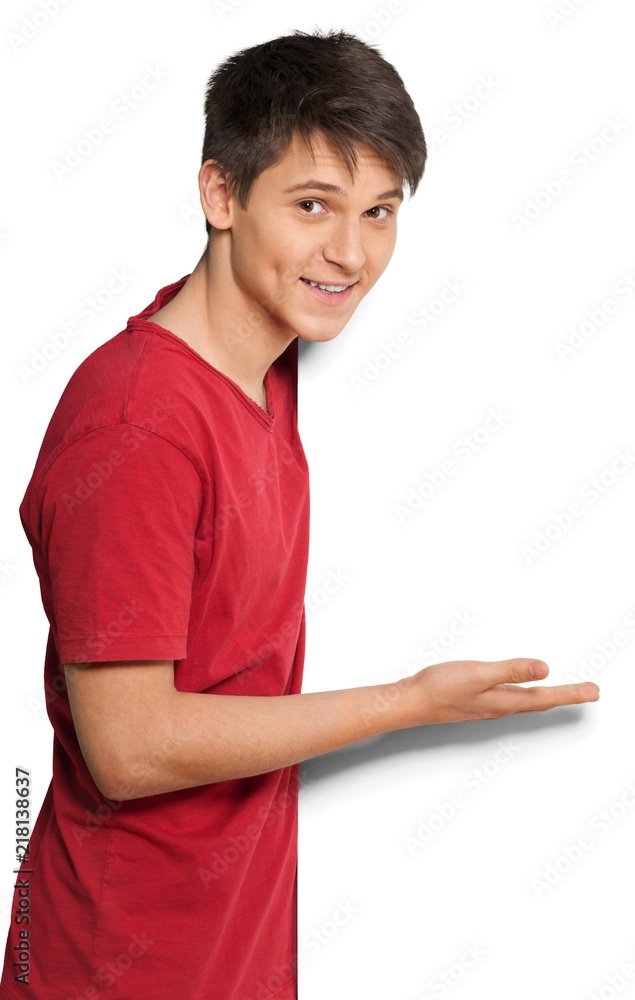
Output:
[198,159,235,231]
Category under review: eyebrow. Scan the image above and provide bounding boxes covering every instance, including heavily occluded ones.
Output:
[283,179,404,201]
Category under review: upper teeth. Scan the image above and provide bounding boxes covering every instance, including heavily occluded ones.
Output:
[305,280,349,292]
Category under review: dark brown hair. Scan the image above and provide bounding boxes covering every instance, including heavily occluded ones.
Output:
[201,28,427,236]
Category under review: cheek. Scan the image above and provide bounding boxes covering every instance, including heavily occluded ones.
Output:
[242,228,302,287]
[231,218,272,273]
[274,238,311,286]
[368,233,397,277]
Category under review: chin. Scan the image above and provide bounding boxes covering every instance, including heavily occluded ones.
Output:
[295,314,353,343]
[296,325,346,344]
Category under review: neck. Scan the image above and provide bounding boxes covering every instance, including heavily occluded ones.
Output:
[165,240,296,395]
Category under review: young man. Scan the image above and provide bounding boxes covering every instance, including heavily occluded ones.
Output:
[1,28,599,1000]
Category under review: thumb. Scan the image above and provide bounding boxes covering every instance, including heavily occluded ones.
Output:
[480,658,548,688]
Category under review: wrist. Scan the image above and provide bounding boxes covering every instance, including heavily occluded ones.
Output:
[357,679,413,737]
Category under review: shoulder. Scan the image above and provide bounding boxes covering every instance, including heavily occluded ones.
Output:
[21,327,208,510]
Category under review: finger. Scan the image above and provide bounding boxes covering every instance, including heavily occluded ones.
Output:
[493,680,600,713]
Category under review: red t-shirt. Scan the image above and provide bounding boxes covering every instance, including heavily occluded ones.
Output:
[0,275,310,1000]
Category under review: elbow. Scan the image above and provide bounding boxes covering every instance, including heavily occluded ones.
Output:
[89,764,134,803]
[88,756,154,803]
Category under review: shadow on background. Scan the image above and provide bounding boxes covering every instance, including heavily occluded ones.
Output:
[299,702,598,789]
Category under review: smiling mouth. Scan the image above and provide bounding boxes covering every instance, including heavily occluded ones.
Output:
[300,277,356,293]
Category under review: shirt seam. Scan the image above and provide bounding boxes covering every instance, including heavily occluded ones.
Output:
[30,421,205,530]
[122,328,152,422]
[89,825,115,988]
[24,317,205,523]
[58,631,188,641]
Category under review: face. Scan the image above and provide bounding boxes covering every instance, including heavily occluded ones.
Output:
[222,131,404,344]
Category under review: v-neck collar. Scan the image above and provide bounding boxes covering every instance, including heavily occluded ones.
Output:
[127,274,275,432]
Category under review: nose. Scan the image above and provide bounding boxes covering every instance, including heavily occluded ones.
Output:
[321,216,366,276]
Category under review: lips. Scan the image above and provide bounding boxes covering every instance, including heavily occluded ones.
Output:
[300,277,355,292]
[299,277,357,304]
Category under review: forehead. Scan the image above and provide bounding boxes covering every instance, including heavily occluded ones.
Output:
[264,130,401,189]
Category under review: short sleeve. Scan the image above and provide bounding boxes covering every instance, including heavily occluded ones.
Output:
[35,424,202,664]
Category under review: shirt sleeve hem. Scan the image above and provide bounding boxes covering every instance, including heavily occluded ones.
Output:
[57,635,188,664]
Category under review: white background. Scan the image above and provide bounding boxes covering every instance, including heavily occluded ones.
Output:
[1,1,634,997]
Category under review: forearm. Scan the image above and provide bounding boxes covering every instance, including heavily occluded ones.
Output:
[113,680,406,800]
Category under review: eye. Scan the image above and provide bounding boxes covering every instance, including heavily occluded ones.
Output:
[298,199,324,215]
[366,205,393,221]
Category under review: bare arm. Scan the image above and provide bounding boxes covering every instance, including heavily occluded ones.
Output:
[64,658,599,801]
